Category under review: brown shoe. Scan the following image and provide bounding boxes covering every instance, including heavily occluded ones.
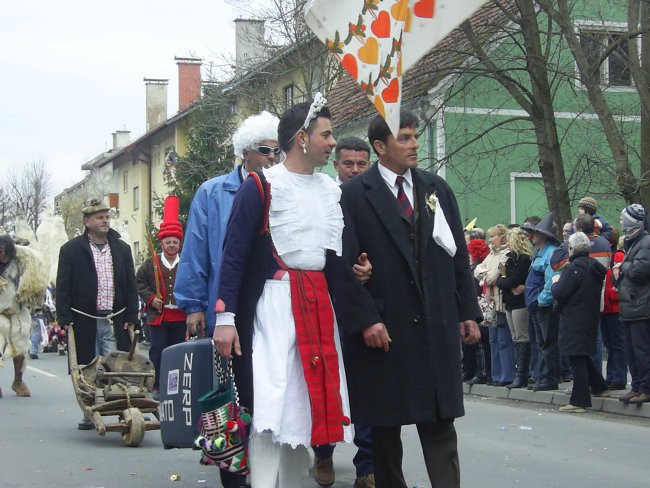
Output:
[354,474,375,488]
[628,393,650,404]
[11,381,31,397]
[313,457,335,487]
[618,390,640,403]
[592,389,611,398]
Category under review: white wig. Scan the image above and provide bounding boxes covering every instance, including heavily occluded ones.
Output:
[232,111,280,158]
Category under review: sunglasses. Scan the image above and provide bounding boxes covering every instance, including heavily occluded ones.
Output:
[255,145,281,156]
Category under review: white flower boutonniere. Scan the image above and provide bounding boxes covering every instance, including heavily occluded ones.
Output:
[426,192,438,214]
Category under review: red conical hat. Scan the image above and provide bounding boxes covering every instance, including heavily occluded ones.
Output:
[158,195,183,241]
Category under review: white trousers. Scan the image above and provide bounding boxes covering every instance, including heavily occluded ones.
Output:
[249,432,310,488]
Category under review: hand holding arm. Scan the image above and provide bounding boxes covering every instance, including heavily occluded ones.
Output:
[352,252,372,284]
[186,311,206,337]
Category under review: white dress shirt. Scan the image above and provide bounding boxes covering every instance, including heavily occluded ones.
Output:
[377,162,414,208]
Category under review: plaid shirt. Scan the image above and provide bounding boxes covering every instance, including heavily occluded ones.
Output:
[89,236,114,311]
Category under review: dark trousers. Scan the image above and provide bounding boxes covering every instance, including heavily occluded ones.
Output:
[149,320,186,389]
[568,355,608,407]
[372,421,459,488]
[528,314,540,381]
[600,313,628,385]
[312,424,374,477]
[623,318,650,394]
[530,306,560,385]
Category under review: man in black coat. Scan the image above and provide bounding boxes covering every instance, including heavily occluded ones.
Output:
[340,110,481,488]
[56,199,139,429]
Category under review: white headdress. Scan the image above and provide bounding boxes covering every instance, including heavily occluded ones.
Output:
[303,92,327,129]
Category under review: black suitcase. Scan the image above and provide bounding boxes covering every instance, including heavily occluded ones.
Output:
[159,338,216,449]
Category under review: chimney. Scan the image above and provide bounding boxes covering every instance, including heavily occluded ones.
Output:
[176,57,202,111]
[235,19,266,71]
[144,78,168,131]
[112,130,130,149]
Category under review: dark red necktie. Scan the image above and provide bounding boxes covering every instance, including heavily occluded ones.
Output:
[395,175,414,224]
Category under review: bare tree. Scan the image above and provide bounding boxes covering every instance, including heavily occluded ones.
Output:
[0,188,14,231]
[537,0,644,205]
[6,160,51,232]
[221,0,341,115]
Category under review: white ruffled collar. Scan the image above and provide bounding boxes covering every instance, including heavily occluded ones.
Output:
[263,164,343,257]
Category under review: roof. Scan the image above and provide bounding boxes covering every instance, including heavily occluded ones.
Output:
[328,1,517,130]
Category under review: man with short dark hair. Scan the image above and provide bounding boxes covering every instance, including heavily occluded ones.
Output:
[56,199,139,429]
[214,97,376,488]
[339,110,480,488]
[333,136,371,185]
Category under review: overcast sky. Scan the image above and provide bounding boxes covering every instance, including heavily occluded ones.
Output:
[0,0,263,197]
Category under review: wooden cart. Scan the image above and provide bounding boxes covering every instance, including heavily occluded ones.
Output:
[68,324,160,446]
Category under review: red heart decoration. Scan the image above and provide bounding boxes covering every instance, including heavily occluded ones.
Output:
[381,78,400,103]
[341,54,358,80]
[371,10,391,38]
[413,0,435,18]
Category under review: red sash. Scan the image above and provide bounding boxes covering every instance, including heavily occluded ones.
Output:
[288,269,344,446]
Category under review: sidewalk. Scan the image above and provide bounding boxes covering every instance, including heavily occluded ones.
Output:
[464,381,650,419]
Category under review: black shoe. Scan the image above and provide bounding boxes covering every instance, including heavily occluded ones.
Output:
[562,375,573,382]
[533,382,559,392]
[78,417,94,430]
[466,376,486,386]
[493,381,510,387]
[607,383,627,391]
[506,377,527,389]
[29,353,38,359]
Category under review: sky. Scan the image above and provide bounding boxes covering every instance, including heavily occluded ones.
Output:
[0,0,263,197]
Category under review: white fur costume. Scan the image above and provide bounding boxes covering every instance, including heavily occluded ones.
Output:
[0,246,47,364]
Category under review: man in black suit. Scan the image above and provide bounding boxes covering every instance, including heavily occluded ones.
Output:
[340,110,481,488]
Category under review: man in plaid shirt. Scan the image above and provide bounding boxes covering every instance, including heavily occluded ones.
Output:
[57,199,139,429]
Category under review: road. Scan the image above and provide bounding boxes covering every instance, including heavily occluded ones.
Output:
[0,350,647,488]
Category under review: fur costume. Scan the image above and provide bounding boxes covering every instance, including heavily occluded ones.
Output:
[0,245,48,363]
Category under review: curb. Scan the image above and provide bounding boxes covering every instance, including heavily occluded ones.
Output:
[463,382,650,419]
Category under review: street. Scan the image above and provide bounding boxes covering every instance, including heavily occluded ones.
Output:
[0,350,647,488]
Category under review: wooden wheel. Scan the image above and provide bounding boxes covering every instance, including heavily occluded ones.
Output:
[121,407,145,447]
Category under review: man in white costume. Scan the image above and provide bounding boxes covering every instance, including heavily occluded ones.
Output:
[0,234,48,398]
[213,97,376,487]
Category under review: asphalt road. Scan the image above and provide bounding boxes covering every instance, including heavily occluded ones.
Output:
[0,350,647,488]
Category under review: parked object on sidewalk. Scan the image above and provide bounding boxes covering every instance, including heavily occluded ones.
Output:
[159,338,217,449]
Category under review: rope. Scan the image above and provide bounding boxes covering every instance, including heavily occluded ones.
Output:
[71,307,126,325]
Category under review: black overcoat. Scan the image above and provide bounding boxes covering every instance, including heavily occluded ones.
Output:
[340,164,481,426]
[56,228,139,365]
[551,251,606,356]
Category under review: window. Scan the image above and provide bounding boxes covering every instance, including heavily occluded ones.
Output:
[578,25,632,88]
[133,186,140,210]
[284,84,295,109]
[123,170,129,192]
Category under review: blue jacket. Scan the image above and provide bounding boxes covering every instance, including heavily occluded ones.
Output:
[174,165,243,333]
[525,242,557,310]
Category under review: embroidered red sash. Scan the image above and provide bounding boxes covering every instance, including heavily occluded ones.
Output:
[288,269,344,446]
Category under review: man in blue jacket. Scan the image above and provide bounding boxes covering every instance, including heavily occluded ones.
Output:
[175,111,280,339]
[524,213,560,391]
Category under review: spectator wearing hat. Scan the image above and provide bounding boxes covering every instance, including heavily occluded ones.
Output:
[56,198,139,429]
[136,196,186,400]
[525,212,561,391]
[616,204,650,404]
[577,196,614,241]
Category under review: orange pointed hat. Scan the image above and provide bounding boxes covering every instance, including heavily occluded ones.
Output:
[158,195,183,241]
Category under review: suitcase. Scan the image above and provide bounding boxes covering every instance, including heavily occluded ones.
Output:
[159,338,216,449]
